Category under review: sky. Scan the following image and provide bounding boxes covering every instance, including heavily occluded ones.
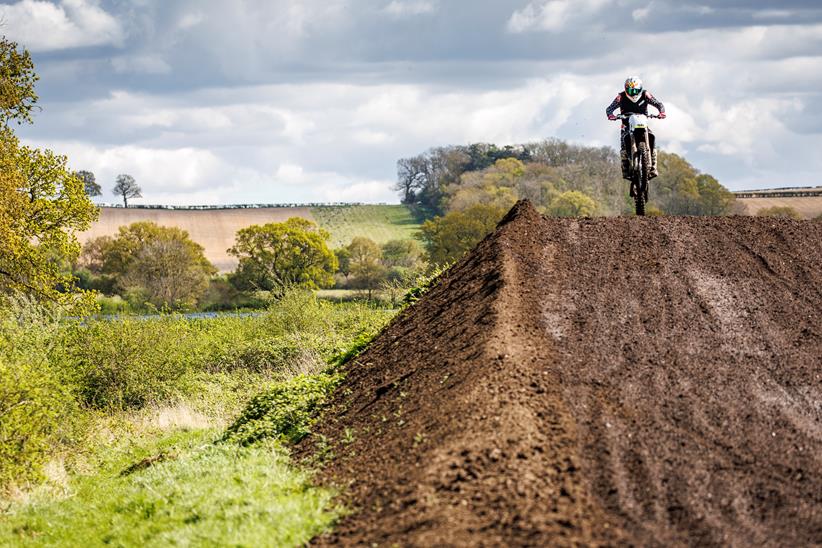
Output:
[3,0,821,205]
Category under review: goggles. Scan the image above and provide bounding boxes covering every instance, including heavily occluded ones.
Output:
[626,87,642,96]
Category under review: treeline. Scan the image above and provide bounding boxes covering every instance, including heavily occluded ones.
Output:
[397,140,738,263]
[75,219,427,312]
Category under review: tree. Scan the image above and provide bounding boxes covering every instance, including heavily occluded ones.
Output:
[83,222,215,308]
[0,37,38,126]
[113,174,141,207]
[419,204,506,265]
[756,206,803,220]
[334,247,352,279]
[1,134,98,308]
[695,174,735,215]
[76,170,101,197]
[545,191,599,217]
[121,237,215,309]
[0,37,99,310]
[229,218,337,293]
[347,237,386,299]
[381,239,424,269]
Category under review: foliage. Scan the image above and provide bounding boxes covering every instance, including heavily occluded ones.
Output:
[0,432,340,547]
[397,139,737,219]
[0,37,97,311]
[0,290,395,491]
[396,144,531,214]
[76,170,101,197]
[346,236,386,297]
[0,132,98,311]
[80,221,216,309]
[0,299,77,488]
[64,316,202,409]
[334,247,352,278]
[756,206,803,220]
[112,173,141,208]
[229,218,337,293]
[0,37,38,126]
[402,263,451,306]
[381,239,424,269]
[221,374,341,446]
[419,203,506,264]
[545,190,599,217]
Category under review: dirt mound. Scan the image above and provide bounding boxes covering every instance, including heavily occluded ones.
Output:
[304,201,822,546]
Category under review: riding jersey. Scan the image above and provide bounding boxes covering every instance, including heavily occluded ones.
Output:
[606,91,665,125]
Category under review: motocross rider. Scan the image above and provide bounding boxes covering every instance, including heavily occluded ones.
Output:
[606,77,666,179]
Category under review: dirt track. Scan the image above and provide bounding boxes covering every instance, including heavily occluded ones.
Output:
[304,201,822,546]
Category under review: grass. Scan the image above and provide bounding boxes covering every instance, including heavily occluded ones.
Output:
[0,292,397,546]
[311,205,421,248]
[0,427,341,547]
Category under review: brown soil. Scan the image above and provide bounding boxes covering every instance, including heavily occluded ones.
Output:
[302,201,822,547]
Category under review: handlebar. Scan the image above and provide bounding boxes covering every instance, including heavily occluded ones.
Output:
[611,113,663,120]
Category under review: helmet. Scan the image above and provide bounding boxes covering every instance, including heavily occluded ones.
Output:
[624,77,643,102]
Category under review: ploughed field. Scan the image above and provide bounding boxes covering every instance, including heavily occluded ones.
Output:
[302,202,822,546]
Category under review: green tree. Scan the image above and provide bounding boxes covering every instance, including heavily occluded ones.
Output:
[347,237,386,299]
[756,206,803,220]
[0,37,38,126]
[113,173,141,207]
[85,222,216,308]
[381,239,424,269]
[0,136,98,308]
[419,203,506,264]
[229,218,337,293]
[545,190,599,217]
[696,174,735,215]
[0,38,97,309]
[77,170,101,197]
[334,247,352,279]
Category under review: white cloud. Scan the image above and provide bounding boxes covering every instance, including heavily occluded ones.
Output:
[111,55,171,75]
[0,0,121,51]
[177,11,204,30]
[383,1,437,17]
[508,0,611,33]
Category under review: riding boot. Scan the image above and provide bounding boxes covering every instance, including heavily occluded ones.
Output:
[620,149,630,180]
[650,149,659,179]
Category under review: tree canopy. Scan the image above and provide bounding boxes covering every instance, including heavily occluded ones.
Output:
[113,174,142,207]
[419,203,506,265]
[80,222,216,308]
[397,139,737,220]
[228,218,337,293]
[77,170,101,197]
[0,37,97,309]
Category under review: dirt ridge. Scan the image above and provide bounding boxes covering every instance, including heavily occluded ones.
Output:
[305,201,822,546]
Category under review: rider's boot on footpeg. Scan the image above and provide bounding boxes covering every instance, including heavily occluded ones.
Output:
[650,149,659,179]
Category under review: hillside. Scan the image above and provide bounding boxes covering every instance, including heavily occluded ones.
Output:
[738,196,822,218]
[303,201,821,546]
[77,205,420,272]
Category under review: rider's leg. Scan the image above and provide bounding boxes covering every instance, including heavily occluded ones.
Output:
[620,128,630,180]
[649,131,659,179]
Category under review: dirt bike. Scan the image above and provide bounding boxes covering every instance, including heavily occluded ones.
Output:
[614,113,661,216]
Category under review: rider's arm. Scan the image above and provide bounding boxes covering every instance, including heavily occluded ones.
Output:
[645,91,665,114]
[606,94,620,119]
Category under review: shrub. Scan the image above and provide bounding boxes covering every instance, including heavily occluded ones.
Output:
[756,206,803,220]
[65,317,199,409]
[0,298,78,488]
[221,374,341,446]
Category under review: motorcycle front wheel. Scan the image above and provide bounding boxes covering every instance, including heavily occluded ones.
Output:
[634,142,651,216]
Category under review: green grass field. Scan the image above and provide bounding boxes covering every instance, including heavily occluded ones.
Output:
[311,205,421,248]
